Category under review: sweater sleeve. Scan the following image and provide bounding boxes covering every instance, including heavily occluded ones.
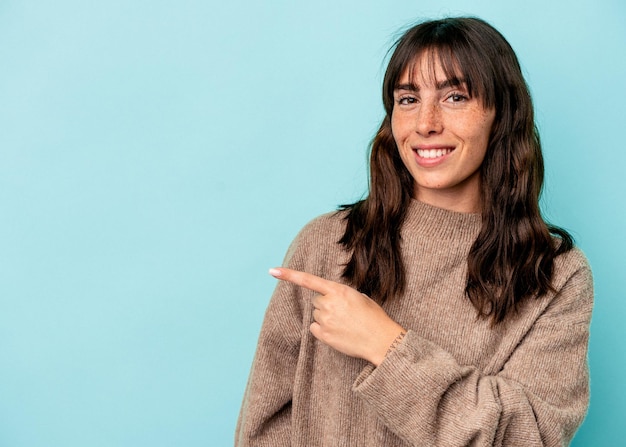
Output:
[234,286,301,446]
[235,215,336,446]
[352,257,593,447]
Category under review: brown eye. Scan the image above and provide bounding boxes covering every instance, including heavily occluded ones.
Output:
[398,96,417,105]
[447,93,468,103]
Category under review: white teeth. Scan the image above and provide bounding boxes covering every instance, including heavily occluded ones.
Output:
[416,148,452,159]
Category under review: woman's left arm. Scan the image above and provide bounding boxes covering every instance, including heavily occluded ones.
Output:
[353,264,593,446]
[272,260,593,446]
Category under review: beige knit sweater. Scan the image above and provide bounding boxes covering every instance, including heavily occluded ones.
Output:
[236,199,593,446]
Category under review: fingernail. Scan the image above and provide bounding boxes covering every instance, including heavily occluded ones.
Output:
[269,268,281,277]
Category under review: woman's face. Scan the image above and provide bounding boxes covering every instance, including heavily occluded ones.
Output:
[391,53,496,213]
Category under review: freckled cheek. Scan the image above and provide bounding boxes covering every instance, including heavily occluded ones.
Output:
[390,116,399,139]
[390,126,403,150]
[457,118,493,150]
[390,116,411,146]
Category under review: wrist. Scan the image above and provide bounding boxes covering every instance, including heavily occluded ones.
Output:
[370,326,406,366]
[386,330,406,357]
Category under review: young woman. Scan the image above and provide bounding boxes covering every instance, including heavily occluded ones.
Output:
[236,17,593,447]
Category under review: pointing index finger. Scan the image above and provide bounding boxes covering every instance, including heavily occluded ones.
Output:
[269,267,337,295]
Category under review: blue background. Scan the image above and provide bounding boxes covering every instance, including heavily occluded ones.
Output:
[1,1,624,445]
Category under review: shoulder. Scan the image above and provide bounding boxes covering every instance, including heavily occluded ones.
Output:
[553,246,593,289]
[292,209,348,244]
[545,246,594,323]
[282,209,349,276]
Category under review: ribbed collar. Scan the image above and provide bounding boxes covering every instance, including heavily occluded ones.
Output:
[401,199,482,244]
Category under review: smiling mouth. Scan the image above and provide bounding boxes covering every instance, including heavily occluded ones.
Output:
[415,148,454,159]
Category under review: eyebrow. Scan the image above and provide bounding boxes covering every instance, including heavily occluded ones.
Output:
[394,77,467,92]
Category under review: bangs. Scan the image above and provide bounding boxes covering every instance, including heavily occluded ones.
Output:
[404,47,482,100]
[383,19,500,113]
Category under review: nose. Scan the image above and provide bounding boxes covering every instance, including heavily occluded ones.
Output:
[415,102,443,136]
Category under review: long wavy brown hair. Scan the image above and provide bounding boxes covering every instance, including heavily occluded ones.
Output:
[339,17,573,325]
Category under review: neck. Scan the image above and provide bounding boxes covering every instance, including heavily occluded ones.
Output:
[413,189,481,213]
[412,174,482,213]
